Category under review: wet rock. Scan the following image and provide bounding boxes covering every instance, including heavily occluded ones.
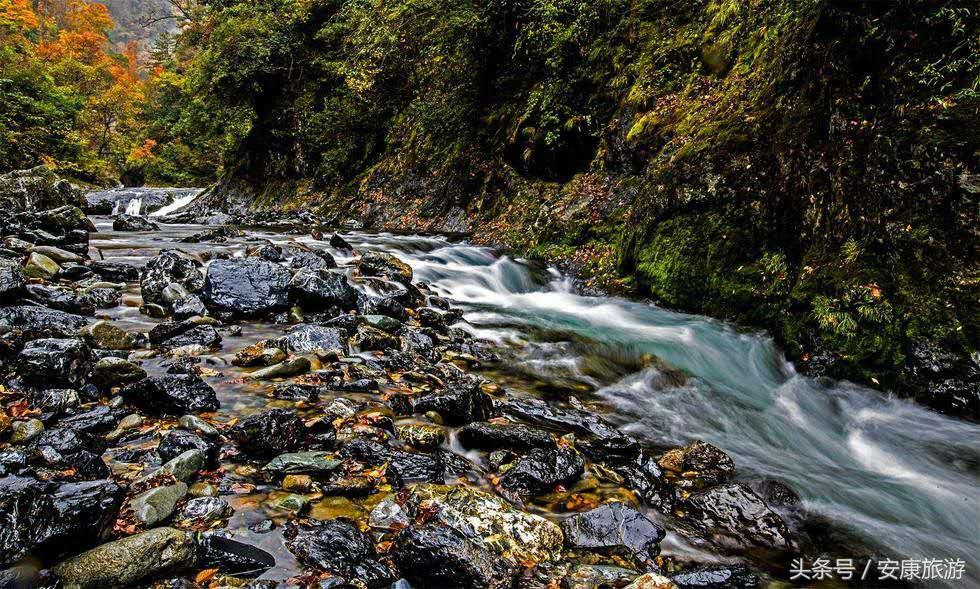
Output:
[197,533,275,577]
[57,405,120,435]
[10,418,43,444]
[229,408,306,458]
[178,414,219,437]
[171,294,207,320]
[754,479,801,510]
[289,249,336,270]
[561,502,665,568]
[685,483,795,551]
[51,527,196,589]
[413,374,494,426]
[564,565,641,589]
[351,324,400,351]
[181,496,232,523]
[286,519,377,576]
[361,314,402,333]
[579,435,642,464]
[499,445,585,497]
[670,564,760,589]
[264,451,342,476]
[90,260,139,283]
[78,286,121,310]
[202,258,291,317]
[0,166,83,212]
[340,439,446,485]
[289,268,358,310]
[614,454,677,513]
[112,214,159,232]
[357,251,413,284]
[23,251,60,279]
[0,305,88,338]
[92,356,146,388]
[625,573,679,589]
[83,320,135,350]
[393,523,516,589]
[330,233,353,251]
[274,493,309,513]
[29,388,80,420]
[247,356,310,379]
[33,244,83,264]
[140,251,205,308]
[398,424,445,450]
[150,322,222,349]
[121,373,219,416]
[681,441,735,488]
[363,295,408,321]
[130,482,188,526]
[0,476,123,566]
[248,241,284,261]
[457,421,555,451]
[0,258,25,302]
[24,283,91,315]
[17,337,89,386]
[158,429,219,465]
[231,340,285,367]
[502,397,620,438]
[284,323,348,355]
[139,449,205,486]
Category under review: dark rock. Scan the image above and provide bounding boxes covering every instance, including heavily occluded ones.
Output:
[286,519,376,576]
[362,295,408,321]
[90,260,139,282]
[24,284,91,315]
[150,321,222,349]
[671,564,761,589]
[357,251,413,284]
[29,388,80,420]
[263,451,342,476]
[57,405,120,435]
[340,439,446,485]
[282,323,347,354]
[413,374,494,426]
[112,214,159,232]
[289,268,358,310]
[329,233,353,251]
[0,258,25,302]
[682,441,735,488]
[181,497,231,523]
[560,502,665,568]
[92,356,146,388]
[393,524,516,589]
[498,445,585,496]
[171,294,207,320]
[197,533,275,577]
[685,483,796,551]
[228,408,305,458]
[614,455,676,512]
[0,305,88,338]
[16,338,89,386]
[248,241,284,261]
[579,435,642,464]
[202,258,291,317]
[457,421,555,451]
[78,287,121,310]
[502,398,620,438]
[121,373,219,416]
[754,479,802,510]
[140,251,205,308]
[289,249,336,270]
[351,324,400,351]
[56,262,94,281]
[179,225,243,243]
[158,429,219,466]
[0,476,123,566]
[0,167,83,213]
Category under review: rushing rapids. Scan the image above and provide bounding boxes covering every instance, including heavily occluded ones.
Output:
[0,187,975,588]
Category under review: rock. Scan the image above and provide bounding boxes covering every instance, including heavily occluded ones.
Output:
[457,421,555,451]
[499,445,585,497]
[0,476,123,567]
[19,205,90,254]
[0,305,88,338]
[78,287,121,310]
[248,241,284,261]
[413,374,494,426]
[408,484,564,566]
[685,483,795,551]
[361,314,402,333]
[398,424,445,450]
[23,251,60,279]
[561,502,665,568]
[670,565,760,589]
[84,320,135,350]
[232,340,286,367]
[90,260,139,283]
[10,418,44,444]
[289,249,336,270]
[755,479,802,510]
[178,414,220,437]
[171,294,207,320]
[288,268,358,310]
[180,496,231,523]
[51,527,196,588]
[23,283,91,315]
[247,356,310,379]
[329,233,353,251]
[112,214,159,231]
[57,405,119,435]
[350,324,400,351]
[283,474,313,492]
[680,441,735,489]
[202,258,291,317]
[282,323,347,354]
[264,451,342,475]
[228,409,306,458]
[130,482,188,526]
[92,356,146,387]
[0,167,83,212]
[150,323,222,349]
[17,338,89,386]
[565,565,641,589]
[0,258,25,302]
[274,493,309,513]
[197,533,275,577]
[393,523,516,589]
[625,573,679,589]
[614,454,676,512]
[340,439,446,485]
[158,429,219,465]
[502,397,620,438]
[121,373,219,416]
[357,251,413,284]
[286,519,377,576]
[140,250,205,308]
[29,388,80,419]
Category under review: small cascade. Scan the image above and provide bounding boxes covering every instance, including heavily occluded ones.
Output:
[125,197,142,215]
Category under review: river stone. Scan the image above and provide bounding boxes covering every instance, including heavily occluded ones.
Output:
[264,451,343,475]
[288,268,358,310]
[499,445,585,497]
[32,244,83,264]
[10,419,44,444]
[457,422,555,451]
[502,397,621,439]
[178,414,219,437]
[393,523,516,589]
[90,260,139,283]
[565,565,641,589]
[413,374,494,426]
[202,257,291,317]
[282,323,347,355]
[139,449,205,484]
[685,483,795,551]
[180,496,231,523]
[0,476,123,567]
[121,373,219,416]
[23,251,60,279]
[92,356,146,387]
[286,518,376,576]
[350,324,400,351]
[0,305,88,337]
[83,320,135,350]
[228,408,306,458]
[361,314,402,333]
[357,251,413,284]
[670,564,760,589]
[408,484,564,566]
[0,166,83,212]
[112,213,159,232]
[130,482,188,526]
[247,356,310,379]
[560,502,665,568]
[625,573,679,589]
[197,533,276,577]
[158,429,218,465]
[140,250,205,308]
[0,257,25,302]
[51,526,196,588]
[398,424,445,450]
[680,440,735,489]
[16,338,89,386]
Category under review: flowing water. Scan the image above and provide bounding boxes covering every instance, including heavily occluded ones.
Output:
[90,198,979,585]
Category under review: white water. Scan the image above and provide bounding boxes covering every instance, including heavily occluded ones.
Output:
[110,196,143,216]
[151,190,199,216]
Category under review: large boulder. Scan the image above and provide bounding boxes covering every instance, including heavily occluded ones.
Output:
[560,502,665,569]
[16,338,89,386]
[357,251,413,284]
[111,214,159,232]
[121,373,219,416]
[685,483,796,551]
[202,258,291,317]
[50,527,196,589]
[286,519,380,577]
[288,268,358,311]
[498,445,585,497]
[0,476,123,566]
[0,167,83,212]
[228,409,306,458]
[140,251,205,308]
[393,523,516,589]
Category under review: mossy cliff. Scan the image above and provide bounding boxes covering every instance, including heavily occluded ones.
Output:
[191,0,978,417]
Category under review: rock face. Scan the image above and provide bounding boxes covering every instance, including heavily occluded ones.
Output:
[121,373,219,416]
[686,483,795,551]
[0,167,83,212]
[228,409,306,457]
[561,502,665,568]
[51,527,197,588]
[0,476,123,566]
[394,523,516,589]
[203,258,291,317]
